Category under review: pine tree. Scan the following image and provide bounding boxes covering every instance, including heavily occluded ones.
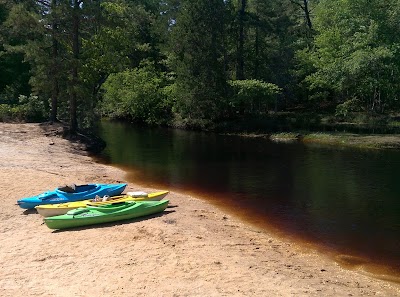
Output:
[169,0,228,125]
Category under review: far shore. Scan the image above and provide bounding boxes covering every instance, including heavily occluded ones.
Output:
[223,131,400,150]
[0,122,399,296]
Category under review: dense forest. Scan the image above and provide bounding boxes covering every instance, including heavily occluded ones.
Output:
[0,0,399,133]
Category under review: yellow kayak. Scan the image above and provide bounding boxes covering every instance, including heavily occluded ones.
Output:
[35,190,169,217]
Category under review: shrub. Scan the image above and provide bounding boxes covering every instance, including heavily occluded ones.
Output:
[100,61,173,125]
[228,79,281,115]
[335,98,363,119]
[0,95,48,122]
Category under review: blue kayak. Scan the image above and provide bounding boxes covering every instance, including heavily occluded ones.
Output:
[17,183,127,209]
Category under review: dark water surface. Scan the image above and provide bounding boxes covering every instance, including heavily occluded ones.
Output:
[96,121,400,277]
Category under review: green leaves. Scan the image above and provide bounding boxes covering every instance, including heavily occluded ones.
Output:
[228,79,281,114]
[3,0,400,127]
[307,0,400,111]
[168,0,228,123]
[100,61,172,125]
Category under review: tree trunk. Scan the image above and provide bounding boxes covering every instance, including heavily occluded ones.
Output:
[290,0,313,30]
[50,0,59,123]
[254,26,259,79]
[236,0,246,80]
[303,0,312,30]
[70,0,80,134]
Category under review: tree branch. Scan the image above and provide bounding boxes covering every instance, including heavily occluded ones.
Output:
[289,0,305,11]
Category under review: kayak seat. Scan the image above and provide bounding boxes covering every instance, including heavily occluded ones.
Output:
[58,184,76,193]
[67,208,89,216]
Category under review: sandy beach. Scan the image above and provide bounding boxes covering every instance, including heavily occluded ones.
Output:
[0,122,399,297]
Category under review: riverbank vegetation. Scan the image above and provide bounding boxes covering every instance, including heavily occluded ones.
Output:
[1,1,400,139]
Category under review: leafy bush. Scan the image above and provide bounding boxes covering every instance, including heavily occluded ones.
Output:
[335,98,363,119]
[228,79,281,115]
[0,94,47,122]
[18,94,48,122]
[0,104,12,122]
[100,61,173,125]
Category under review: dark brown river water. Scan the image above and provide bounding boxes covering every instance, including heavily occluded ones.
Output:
[96,121,400,279]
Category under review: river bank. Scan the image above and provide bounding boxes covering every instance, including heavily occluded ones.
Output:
[0,122,399,296]
[223,131,400,150]
[215,112,400,149]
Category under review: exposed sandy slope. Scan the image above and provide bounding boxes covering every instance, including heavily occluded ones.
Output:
[0,122,399,297]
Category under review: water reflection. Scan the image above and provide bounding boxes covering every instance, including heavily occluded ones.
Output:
[96,121,400,273]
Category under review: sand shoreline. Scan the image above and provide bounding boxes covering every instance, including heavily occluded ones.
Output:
[0,122,399,296]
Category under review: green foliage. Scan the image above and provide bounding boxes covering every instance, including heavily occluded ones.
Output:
[335,98,363,118]
[0,2,31,102]
[169,0,228,123]
[100,61,172,125]
[17,94,48,122]
[2,0,165,128]
[0,104,13,121]
[82,1,160,78]
[246,1,297,84]
[228,79,281,114]
[0,94,47,122]
[2,0,400,132]
[307,0,400,111]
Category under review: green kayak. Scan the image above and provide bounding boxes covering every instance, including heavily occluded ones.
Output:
[44,200,169,230]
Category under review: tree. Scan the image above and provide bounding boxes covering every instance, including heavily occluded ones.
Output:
[307,0,400,112]
[100,60,172,125]
[244,0,297,108]
[68,0,81,133]
[289,0,314,31]
[0,1,31,103]
[49,0,60,122]
[169,0,228,125]
[228,79,281,114]
[236,0,246,80]
[4,0,70,124]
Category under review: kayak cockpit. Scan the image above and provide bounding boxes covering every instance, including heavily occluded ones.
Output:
[56,184,99,195]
